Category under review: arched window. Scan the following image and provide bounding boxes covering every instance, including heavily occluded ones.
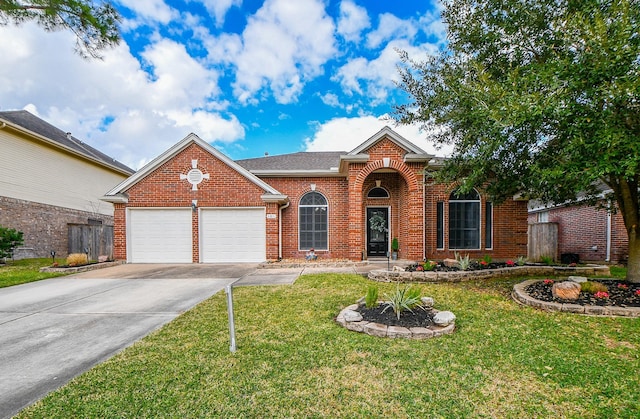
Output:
[299,192,328,250]
[367,187,390,198]
[449,188,480,249]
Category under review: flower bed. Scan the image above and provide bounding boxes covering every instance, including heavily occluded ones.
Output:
[368,264,611,282]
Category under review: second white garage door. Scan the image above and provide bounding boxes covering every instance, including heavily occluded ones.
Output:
[200,208,266,263]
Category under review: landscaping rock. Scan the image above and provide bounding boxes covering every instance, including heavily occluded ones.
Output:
[552,281,581,300]
[568,276,588,283]
[433,311,456,326]
[421,297,435,307]
[343,310,363,322]
[443,258,458,268]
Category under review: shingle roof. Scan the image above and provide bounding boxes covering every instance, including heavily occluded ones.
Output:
[236,151,345,172]
[0,110,134,175]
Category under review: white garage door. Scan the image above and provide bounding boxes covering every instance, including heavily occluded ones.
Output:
[128,209,192,263]
[200,208,266,263]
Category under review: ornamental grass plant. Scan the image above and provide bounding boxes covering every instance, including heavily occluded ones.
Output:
[17,272,640,418]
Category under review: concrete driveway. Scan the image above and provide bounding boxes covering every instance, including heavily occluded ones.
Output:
[0,263,300,419]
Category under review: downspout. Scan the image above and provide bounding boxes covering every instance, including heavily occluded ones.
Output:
[278,201,290,260]
[606,203,612,262]
[423,170,426,260]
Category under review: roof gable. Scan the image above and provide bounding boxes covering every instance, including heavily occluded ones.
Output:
[348,126,430,156]
[103,133,285,202]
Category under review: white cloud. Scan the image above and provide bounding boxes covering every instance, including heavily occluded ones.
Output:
[319,92,342,108]
[198,0,242,27]
[227,0,336,104]
[0,22,243,170]
[333,40,437,105]
[117,0,177,28]
[337,0,370,43]
[366,13,418,49]
[304,114,452,157]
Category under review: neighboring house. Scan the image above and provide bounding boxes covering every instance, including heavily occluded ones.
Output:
[528,198,628,264]
[0,110,134,259]
[102,127,528,263]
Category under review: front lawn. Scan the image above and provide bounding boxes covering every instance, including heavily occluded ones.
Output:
[19,273,640,418]
[0,258,66,288]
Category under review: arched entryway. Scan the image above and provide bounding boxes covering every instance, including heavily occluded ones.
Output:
[350,159,424,261]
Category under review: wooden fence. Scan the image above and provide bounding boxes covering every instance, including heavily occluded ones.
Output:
[68,224,113,261]
[528,222,558,262]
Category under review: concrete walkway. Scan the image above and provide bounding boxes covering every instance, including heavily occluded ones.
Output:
[0,263,302,419]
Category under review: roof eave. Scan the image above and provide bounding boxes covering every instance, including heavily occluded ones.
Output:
[250,169,343,177]
[100,193,129,204]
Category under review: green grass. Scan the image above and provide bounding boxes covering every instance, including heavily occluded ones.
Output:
[18,271,640,418]
[0,258,66,288]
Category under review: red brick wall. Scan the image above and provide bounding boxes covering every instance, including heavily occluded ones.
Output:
[528,204,628,263]
[114,143,275,261]
[426,184,528,261]
[113,139,530,263]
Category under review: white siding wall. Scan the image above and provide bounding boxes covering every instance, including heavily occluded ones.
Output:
[0,130,128,216]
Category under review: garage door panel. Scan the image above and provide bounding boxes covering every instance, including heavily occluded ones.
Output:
[129,209,192,263]
[201,208,265,263]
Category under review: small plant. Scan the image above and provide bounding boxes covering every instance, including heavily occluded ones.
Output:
[481,254,492,264]
[391,238,399,252]
[422,260,437,271]
[543,279,554,285]
[617,283,629,290]
[454,252,471,271]
[594,291,610,299]
[516,256,527,266]
[0,225,24,260]
[506,259,516,267]
[67,253,88,267]
[365,285,379,308]
[581,281,608,294]
[540,255,554,265]
[382,284,422,320]
[636,289,640,296]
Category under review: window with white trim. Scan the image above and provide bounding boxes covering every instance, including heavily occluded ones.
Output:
[299,192,328,250]
[449,188,480,249]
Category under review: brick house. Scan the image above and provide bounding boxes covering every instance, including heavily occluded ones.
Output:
[0,110,134,259]
[528,199,628,264]
[102,127,528,263]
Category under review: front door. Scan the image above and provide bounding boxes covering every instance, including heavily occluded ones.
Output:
[367,207,389,257]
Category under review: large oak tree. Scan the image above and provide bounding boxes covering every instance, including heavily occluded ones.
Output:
[394,0,640,281]
[0,0,120,58]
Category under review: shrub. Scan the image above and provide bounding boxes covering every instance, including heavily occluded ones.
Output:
[581,281,608,294]
[67,253,88,267]
[365,285,379,308]
[0,226,24,259]
[422,260,437,271]
[382,284,422,320]
[481,254,492,264]
[516,256,527,266]
[541,255,554,265]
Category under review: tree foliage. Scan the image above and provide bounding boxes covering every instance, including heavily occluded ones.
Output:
[0,226,24,260]
[0,0,121,58]
[394,0,640,281]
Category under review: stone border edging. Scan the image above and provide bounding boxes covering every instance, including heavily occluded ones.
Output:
[39,260,125,274]
[512,279,640,317]
[336,304,455,339]
[368,264,611,283]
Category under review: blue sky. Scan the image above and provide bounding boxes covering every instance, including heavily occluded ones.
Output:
[0,0,449,169]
